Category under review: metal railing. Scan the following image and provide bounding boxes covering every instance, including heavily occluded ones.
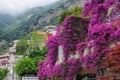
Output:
[22,76,38,80]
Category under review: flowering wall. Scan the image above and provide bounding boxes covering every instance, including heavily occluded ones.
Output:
[38,0,120,80]
[38,16,89,80]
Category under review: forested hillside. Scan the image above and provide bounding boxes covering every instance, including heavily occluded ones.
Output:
[0,14,16,40]
[2,0,87,42]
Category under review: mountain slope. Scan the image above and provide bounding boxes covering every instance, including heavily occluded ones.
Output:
[0,14,16,41]
[3,0,87,41]
[0,14,16,29]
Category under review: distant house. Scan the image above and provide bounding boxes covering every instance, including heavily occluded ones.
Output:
[0,54,9,68]
[41,26,56,35]
[0,54,18,68]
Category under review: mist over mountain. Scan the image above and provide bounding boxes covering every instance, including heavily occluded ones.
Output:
[0,0,87,42]
[0,0,58,15]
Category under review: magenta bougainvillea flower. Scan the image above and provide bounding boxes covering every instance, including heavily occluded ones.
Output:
[38,0,120,80]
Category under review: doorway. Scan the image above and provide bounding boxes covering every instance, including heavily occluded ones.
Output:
[76,73,96,80]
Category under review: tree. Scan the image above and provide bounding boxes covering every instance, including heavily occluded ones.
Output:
[0,68,9,80]
[28,45,47,58]
[16,39,28,56]
[33,56,45,67]
[15,45,47,76]
[28,47,41,58]
[41,45,47,56]
[30,31,47,49]
[15,58,37,76]
[58,6,83,24]
[98,45,120,80]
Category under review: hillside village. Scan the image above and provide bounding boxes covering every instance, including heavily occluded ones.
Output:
[0,25,56,80]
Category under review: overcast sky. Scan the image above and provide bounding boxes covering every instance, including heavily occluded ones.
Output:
[0,0,58,15]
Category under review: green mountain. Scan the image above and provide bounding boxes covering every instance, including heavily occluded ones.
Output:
[1,0,87,42]
[0,14,16,40]
[0,14,16,29]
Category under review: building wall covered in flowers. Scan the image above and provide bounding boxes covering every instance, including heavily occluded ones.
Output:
[38,0,120,80]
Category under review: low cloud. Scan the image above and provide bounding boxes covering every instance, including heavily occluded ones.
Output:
[0,0,58,15]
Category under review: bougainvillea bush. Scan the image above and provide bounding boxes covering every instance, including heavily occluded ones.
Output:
[38,0,120,80]
[83,0,120,26]
[38,16,89,80]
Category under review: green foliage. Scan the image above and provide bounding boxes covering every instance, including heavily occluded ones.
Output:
[15,58,37,76]
[27,45,47,74]
[0,68,9,80]
[15,45,47,76]
[33,56,45,67]
[30,31,47,49]
[30,31,41,48]
[16,39,28,56]
[58,6,83,24]
[0,43,10,54]
[28,47,41,58]
[28,45,47,58]
[41,45,47,56]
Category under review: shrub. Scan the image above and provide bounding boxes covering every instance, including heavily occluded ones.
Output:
[0,68,9,80]
[15,58,37,76]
